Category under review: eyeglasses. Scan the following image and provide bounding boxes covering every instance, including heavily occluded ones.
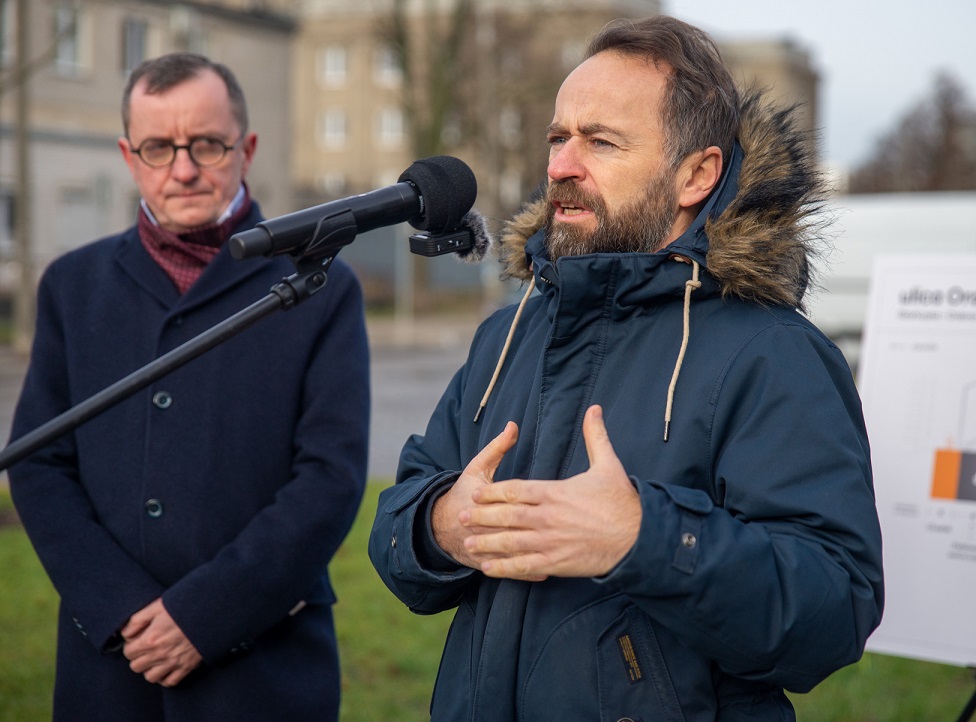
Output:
[129,136,241,168]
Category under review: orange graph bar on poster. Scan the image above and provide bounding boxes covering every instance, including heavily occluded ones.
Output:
[931,449,962,499]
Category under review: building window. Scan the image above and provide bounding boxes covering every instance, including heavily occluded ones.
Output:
[317,172,347,197]
[53,2,89,76]
[0,0,15,68]
[500,49,522,76]
[0,188,15,260]
[122,18,148,74]
[441,111,462,147]
[169,5,207,56]
[373,45,402,87]
[186,31,208,57]
[317,109,347,149]
[376,169,402,188]
[499,106,521,148]
[316,45,346,87]
[0,188,15,298]
[376,107,404,148]
[500,168,523,210]
[561,39,585,70]
[56,186,100,253]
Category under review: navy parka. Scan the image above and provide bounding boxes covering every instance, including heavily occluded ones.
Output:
[369,96,884,720]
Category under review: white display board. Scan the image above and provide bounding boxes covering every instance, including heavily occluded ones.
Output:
[860,254,976,666]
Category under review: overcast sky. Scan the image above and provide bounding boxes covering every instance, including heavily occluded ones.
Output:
[666,0,976,171]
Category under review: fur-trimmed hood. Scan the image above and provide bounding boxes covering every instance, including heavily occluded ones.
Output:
[497,91,827,310]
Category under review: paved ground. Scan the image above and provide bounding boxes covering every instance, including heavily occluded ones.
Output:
[0,314,480,485]
[365,316,476,480]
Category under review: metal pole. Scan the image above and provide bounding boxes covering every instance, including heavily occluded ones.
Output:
[13,0,33,354]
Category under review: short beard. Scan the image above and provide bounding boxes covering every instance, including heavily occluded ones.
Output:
[544,169,679,261]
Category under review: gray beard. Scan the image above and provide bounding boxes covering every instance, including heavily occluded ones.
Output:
[544,171,679,261]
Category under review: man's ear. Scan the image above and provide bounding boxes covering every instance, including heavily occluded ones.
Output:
[239,131,258,178]
[118,137,139,179]
[677,146,723,210]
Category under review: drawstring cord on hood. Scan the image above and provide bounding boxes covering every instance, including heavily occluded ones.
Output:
[472,257,701,439]
[474,281,536,422]
[664,257,701,441]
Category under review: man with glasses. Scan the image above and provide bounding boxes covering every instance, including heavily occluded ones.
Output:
[8,52,369,721]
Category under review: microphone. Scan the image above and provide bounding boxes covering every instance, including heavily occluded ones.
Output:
[230,155,477,262]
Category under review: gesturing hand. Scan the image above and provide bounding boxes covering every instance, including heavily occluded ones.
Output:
[431,420,520,570]
[122,598,202,687]
[461,405,641,580]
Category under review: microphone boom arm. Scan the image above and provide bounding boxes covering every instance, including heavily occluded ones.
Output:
[0,263,330,472]
[0,155,483,470]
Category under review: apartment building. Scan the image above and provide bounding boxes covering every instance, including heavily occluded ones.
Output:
[0,0,296,293]
[721,37,819,156]
[0,0,822,323]
[292,0,820,305]
[293,0,666,306]
[293,0,664,211]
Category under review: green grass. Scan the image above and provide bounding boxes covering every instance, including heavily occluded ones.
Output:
[1,483,974,721]
[789,652,975,721]
[0,525,58,721]
[332,484,453,721]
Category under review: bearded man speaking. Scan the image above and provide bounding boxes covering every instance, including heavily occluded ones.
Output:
[369,15,883,721]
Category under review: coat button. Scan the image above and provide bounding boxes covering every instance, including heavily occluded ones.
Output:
[71,616,88,638]
[152,391,173,409]
[681,532,697,549]
[145,499,163,518]
[228,638,255,657]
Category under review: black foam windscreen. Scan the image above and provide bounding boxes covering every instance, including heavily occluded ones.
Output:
[399,155,478,233]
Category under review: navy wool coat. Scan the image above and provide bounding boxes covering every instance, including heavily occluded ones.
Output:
[9,203,370,721]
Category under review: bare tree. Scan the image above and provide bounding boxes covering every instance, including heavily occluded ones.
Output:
[376,1,579,311]
[377,1,562,209]
[373,0,477,311]
[0,0,80,352]
[378,0,475,160]
[850,72,976,193]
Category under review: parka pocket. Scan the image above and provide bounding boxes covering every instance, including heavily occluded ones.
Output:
[596,605,686,722]
[519,594,690,722]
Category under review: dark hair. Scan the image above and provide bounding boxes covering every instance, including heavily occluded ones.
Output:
[585,16,739,168]
[122,52,248,137]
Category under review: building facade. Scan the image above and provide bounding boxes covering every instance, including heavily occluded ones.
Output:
[720,36,819,155]
[0,0,822,329]
[293,0,668,307]
[0,0,296,348]
[293,0,666,213]
[291,0,820,305]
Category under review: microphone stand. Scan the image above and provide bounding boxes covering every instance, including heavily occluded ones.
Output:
[0,210,478,473]
[0,258,331,472]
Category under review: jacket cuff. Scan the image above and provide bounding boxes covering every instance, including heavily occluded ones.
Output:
[598,477,714,588]
[415,478,465,572]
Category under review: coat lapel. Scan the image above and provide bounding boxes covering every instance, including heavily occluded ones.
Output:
[112,204,273,316]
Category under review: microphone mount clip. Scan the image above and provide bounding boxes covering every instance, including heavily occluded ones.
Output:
[408,227,475,257]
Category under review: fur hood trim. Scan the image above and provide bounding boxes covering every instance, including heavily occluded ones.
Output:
[496,90,829,309]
